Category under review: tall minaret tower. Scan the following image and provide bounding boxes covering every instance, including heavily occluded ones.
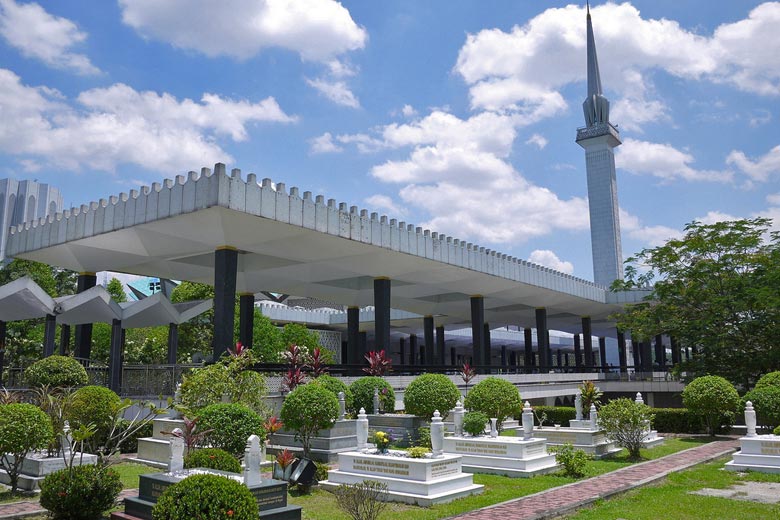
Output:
[576,3,623,287]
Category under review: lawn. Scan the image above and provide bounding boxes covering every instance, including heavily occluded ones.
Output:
[561,457,780,519]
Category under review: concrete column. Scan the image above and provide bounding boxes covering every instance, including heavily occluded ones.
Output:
[535,308,548,371]
[424,315,434,365]
[409,334,417,365]
[238,293,255,350]
[617,330,627,374]
[399,337,405,366]
[599,337,607,372]
[43,314,56,357]
[436,326,445,365]
[59,324,70,356]
[450,347,456,366]
[108,319,123,393]
[74,272,97,359]
[641,340,653,373]
[509,350,516,367]
[0,321,5,386]
[483,323,492,368]
[523,328,533,368]
[564,352,571,367]
[359,331,367,360]
[655,334,665,369]
[213,247,238,359]
[501,345,507,367]
[347,306,360,366]
[556,349,563,368]
[470,296,484,371]
[671,336,681,365]
[582,317,593,370]
[167,323,178,365]
[374,278,391,352]
[574,334,582,369]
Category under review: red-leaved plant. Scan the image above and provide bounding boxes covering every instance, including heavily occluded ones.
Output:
[162,416,213,456]
[228,341,246,357]
[282,344,307,392]
[363,350,393,376]
[459,363,476,385]
[264,416,284,435]
[309,347,329,378]
[276,449,297,469]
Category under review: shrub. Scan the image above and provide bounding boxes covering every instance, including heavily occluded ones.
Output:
[406,446,429,458]
[315,461,330,483]
[349,377,395,414]
[682,375,740,435]
[464,377,522,430]
[774,425,780,435]
[463,411,488,436]
[334,480,389,520]
[533,406,577,426]
[24,356,88,388]
[403,374,460,419]
[652,408,703,433]
[0,403,54,493]
[552,443,591,478]
[197,403,265,458]
[152,473,257,520]
[67,386,122,437]
[184,448,242,473]
[755,371,780,390]
[280,383,339,458]
[117,420,154,454]
[415,427,432,449]
[578,381,603,417]
[40,465,122,520]
[179,351,268,414]
[744,386,780,431]
[313,374,353,412]
[597,398,654,458]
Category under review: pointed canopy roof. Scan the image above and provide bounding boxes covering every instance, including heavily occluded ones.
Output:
[0,276,56,321]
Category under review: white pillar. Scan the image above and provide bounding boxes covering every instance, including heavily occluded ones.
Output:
[635,392,644,405]
[575,393,583,421]
[338,391,346,421]
[490,418,498,438]
[522,401,534,440]
[589,404,598,431]
[431,410,444,458]
[745,401,757,437]
[356,408,369,450]
[453,400,464,437]
[168,428,185,473]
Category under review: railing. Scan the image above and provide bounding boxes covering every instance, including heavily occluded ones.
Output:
[120,364,200,396]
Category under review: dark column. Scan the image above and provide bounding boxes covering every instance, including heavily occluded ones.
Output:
[509,351,516,367]
[341,341,347,365]
[347,306,360,366]
[108,319,123,393]
[685,346,691,361]
[655,334,666,369]
[238,293,255,350]
[359,331,367,361]
[582,317,593,370]
[483,323,492,368]
[535,308,548,371]
[617,330,627,374]
[43,314,56,357]
[409,334,418,366]
[167,323,179,365]
[74,272,97,359]
[213,247,238,359]
[671,336,681,365]
[574,334,583,369]
[599,337,607,372]
[501,345,507,367]
[470,296,484,371]
[436,326,445,365]
[524,328,533,367]
[424,316,434,365]
[0,321,6,386]
[450,347,456,366]
[59,324,71,356]
[374,278,391,351]
[631,338,640,370]
[641,341,653,373]
[564,352,571,367]
[399,337,406,366]
[556,349,563,368]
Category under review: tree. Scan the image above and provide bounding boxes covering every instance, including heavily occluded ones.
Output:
[612,218,780,387]
[280,383,338,458]
[682,375,740,436]
[597,398,654,458]
[106,277,127,303]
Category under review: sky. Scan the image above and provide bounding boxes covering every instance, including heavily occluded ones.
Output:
[0,0,778,284]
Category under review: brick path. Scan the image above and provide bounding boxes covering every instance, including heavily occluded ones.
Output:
[450,437,739,520]
[0,488,137,519]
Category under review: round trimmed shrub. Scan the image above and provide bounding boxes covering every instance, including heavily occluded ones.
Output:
[404,374,460,419]
[463,411,489,436]
[40,465,122,520]
[24,356,88,388]
[67,386,122,436]
[152,473,257,520]
[464,377,522,429]
[755,371,780,390]
[280,383,339,458]
[0,403,54,493]
[197,403,265,458]
[744,386,780,431]
[682,375,740,435]
[313,374,353,412]
[184,448,241,473]
[349,377,395,414]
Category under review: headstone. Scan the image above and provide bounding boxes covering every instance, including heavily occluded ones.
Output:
[522,401,534,440]
[575,393,583,421]
[168,428,184,473]
[244,434,262,486]
[373,387,380,415]
[490,418,498,438]
[356,408,369,450]
[745,401,757,437]
[61,420,72,455]
[453,400,465,437]
[338,391,346,421]
[635,392,644,405]
[589,404,598,431]
[431,410,444,458]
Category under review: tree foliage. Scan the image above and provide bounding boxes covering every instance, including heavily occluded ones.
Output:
[597,398,654,458]
[464,377,522,430]
[105,277,127,303]
[682,375,740,435]
[280,383,339,458]
[612,218,780,387]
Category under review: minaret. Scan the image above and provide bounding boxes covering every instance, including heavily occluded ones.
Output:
[576,3,623,287]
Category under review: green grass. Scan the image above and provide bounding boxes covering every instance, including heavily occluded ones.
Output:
[111,461,162,489]
[288,438,706,520]
[561,457,780,519]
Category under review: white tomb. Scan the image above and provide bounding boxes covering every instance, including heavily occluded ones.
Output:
[634,393,665,448]
[536,405,620,458]
[726,401,780,474]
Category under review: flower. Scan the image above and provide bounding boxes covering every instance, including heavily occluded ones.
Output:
[371,430,393,452]
[226,510,234,517]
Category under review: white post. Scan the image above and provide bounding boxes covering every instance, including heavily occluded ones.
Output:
[522,401,534,440]
[356,408,369,451]
[575,393,583,421]
[453,400,464,437]
[61,420,72,455]
[338,391,346,421]
[243,434,262,486]
[589,404,598,431]
[373,388,380,415]
[168,428,185,473]
[431,410,444,458]
[745,401,757,437]
[490,418,498,438]
[635,392,644,405]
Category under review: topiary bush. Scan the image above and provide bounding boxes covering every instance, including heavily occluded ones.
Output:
[403,374,460,419]
[152,473,257,520]
[682,375,740,435]
[67,386,122,450]
[24,356,88,388]
[463,411,488,436]
[597,398,654,458]
[0,403,54,493]
[313,374,353,413]
[744,386,780,431]
[280,383,339,458]
[464,377,522,430]
[197,403,265,458]
[755,371,780,390]
[40,465,122,520]
[349,377,394,414]
[184,448,241,473]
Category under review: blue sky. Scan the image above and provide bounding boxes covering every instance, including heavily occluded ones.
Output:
[0,0,778,283]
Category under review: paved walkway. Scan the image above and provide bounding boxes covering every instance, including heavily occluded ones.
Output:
[451,437,739,520]
[0,488,137,519]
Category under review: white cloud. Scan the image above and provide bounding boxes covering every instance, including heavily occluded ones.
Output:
[619,209,682,246]
[119,0,367,62]
[364,194,406,217]
[401,104,417,118]
[0,68,295,173]
[528,250,574,274]
[309,132,342,154]
[305,77,360,108]
[726,144,780,183]
[525,133,548,149]
[767,193,780,206]
[0,0,99,75]
[749,109,772,127]
[617,138,733,183]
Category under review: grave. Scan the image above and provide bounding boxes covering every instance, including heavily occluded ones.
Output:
[634,393,665,449]
[726,401,780,474]
[134,417,186,467]
[534,404,621,458]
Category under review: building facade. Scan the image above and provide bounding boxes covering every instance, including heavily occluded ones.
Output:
[0,179,64,261]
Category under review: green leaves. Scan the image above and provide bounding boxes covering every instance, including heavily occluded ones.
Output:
[597,398,654,458]
[280,383,339,458]
[403,374,460,419]
[464,377,522,430]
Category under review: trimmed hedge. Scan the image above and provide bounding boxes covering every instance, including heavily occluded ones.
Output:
[184,448,241,473]
[197,404,265,458]
[403,374,460,419]
[152,473,257,520]
[533,406,576,427]
[755,371,780,390]
[349,377,395,414]
[24,356,88,388]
